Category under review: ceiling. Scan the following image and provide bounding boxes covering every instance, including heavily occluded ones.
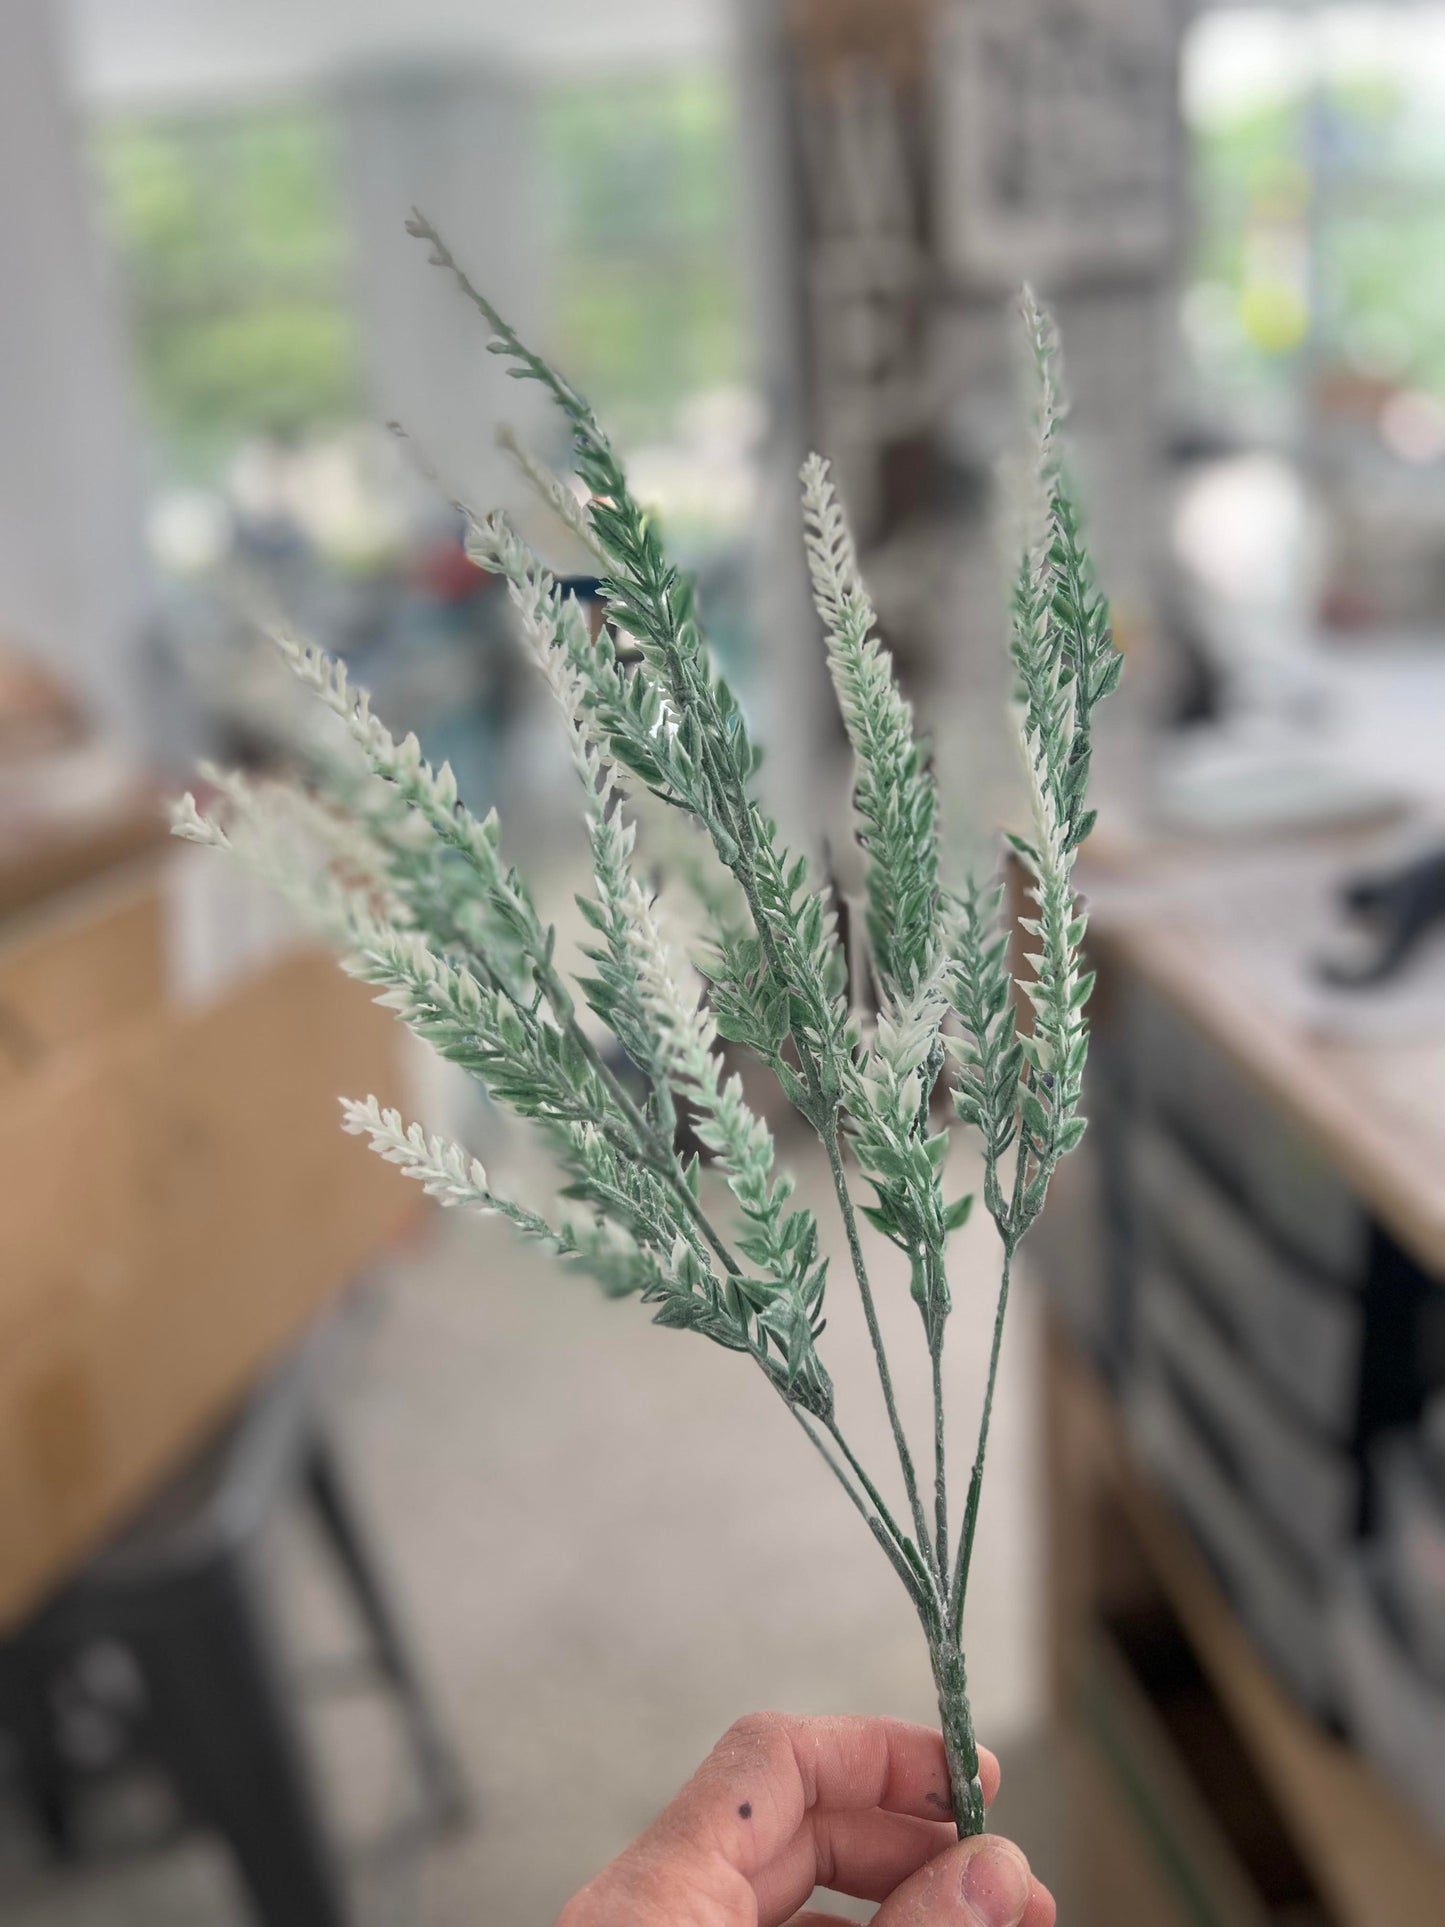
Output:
[64,0,731,105]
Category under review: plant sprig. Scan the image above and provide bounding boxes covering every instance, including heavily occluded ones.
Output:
[173,238,1120,1839]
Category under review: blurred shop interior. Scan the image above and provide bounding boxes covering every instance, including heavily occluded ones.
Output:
[4,0,1445,1922]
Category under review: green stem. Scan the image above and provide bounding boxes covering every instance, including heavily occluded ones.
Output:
[931,1638,986,1837]
[732,846,832,1117]
[823,1415,941,1619]
[545,975,740,1276]
[921,1040,950,1577]
[931,1334,948,1575]
[692,718,941,1605]
[390,815,734,1282]
[544,480,949,1626]
[719,845,940,1594]
[822,1120,937,1584]
[950,1239,1015,1639]
[784,1403,929,1615]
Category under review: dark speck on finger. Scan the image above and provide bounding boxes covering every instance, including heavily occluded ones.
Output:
[738,1802,752,1820]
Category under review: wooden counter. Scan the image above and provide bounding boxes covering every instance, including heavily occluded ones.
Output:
[0,778,168,924]
[0,863,414,1629]
[1043,830,1445,1922]
[1082,849,1445,1279]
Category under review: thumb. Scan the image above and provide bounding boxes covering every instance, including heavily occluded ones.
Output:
[871,1832,1045,1927]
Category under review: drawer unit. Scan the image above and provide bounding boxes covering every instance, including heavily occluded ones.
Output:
[1375,1431,1445,1687]
[1131,1124,1363,1438]
[1331,1555,1445,1847]
[1126,1364,1330,1714]
[1134,988,1369,1284]
[1139,1263,1358,1577]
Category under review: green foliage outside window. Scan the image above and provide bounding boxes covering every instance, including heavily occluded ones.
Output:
[95,107,363,474]
[1187,15,1445,418]
[542,72,746,443]
[94,72,744,479]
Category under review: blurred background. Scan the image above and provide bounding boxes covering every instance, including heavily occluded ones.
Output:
[4,1,1445,1921]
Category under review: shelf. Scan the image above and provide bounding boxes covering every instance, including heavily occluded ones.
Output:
[1048,1322,1445,1927]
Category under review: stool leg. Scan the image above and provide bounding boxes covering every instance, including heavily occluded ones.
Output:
[130,1557,351,1927]
[0,1647,74,1858]
[305,1435,468,1829]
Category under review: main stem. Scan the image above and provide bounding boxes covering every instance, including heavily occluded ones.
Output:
[931,1638,986,1837]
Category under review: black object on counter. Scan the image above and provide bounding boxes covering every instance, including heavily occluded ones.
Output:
[1318,844,1445,989]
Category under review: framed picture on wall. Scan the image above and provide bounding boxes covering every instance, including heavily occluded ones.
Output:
[933,0,1178,288]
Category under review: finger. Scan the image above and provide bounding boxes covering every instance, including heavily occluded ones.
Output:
[950,1745,1002,1816]
[1023,1876,1057,1927]
[782,1915,860,1926]
[780,1871,1053,1927]
[812,1809,960,1900]
[653,1713,1001,1879]
[752,1809,956,1923]
[871,1833,1054,1927]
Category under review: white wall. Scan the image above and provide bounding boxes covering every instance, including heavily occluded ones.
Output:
[2,0,728,741]
[336,64,550,519]
[0,0,150,743]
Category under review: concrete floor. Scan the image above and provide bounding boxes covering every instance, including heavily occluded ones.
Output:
[0,1140,1068,1924]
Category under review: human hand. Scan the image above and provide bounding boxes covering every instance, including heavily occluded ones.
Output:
[556,1712,1057,1926]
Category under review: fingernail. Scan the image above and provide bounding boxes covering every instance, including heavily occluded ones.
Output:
[960,1840,1031,1926]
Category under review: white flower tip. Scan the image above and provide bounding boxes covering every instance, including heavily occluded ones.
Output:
[465,512,506,569]
[169,793,221,845]
[339,1094,383,1135]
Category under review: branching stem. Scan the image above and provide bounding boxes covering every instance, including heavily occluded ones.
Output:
[784,1404,930,1617]
[541,966,739,1275]
[931,1334,948,1575]
[821,1119,937,1585]
[822,1415,941,1621]
[723,832,939,1599]
[950,1236,1015,1639]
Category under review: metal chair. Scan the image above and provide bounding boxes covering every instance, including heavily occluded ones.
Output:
[0,1318,468,1926]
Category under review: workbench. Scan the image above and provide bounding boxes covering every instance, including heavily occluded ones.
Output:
[0,836,412,1631]
[1041,836,1445,1926]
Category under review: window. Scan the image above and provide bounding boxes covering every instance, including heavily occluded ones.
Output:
[541,70,746,447]
[95,104,363,480]
[1183,7,1445,448]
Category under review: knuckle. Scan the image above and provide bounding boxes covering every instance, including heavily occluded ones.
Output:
[812,1814,839,1890]
[722,1709,789,1752]
[553,1867,620,1927]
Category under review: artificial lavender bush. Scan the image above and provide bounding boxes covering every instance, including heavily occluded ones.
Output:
[174,217,1120,1838]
